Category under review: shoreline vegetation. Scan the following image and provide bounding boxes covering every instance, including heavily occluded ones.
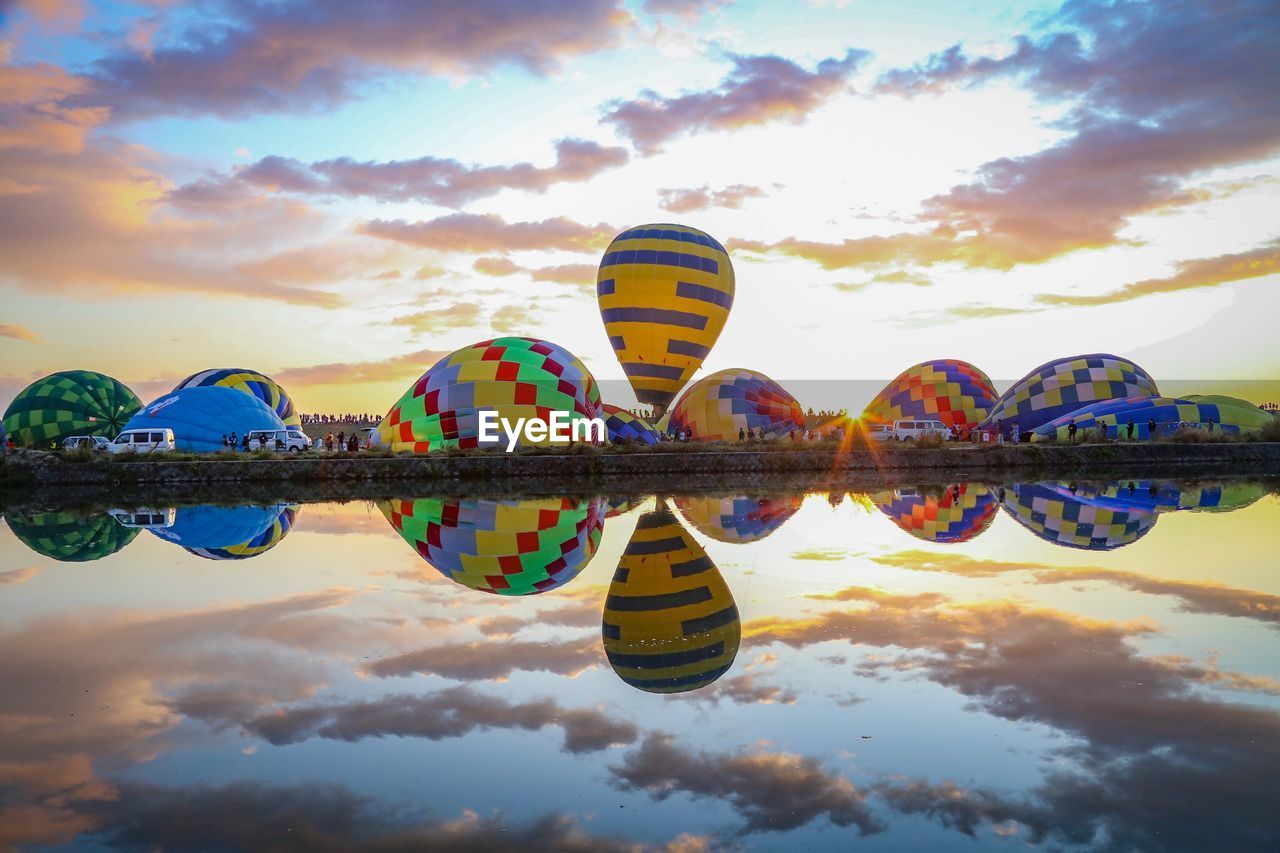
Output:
[4,439,1280,498]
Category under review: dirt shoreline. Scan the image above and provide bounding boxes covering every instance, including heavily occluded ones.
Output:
[3,442,1279,510]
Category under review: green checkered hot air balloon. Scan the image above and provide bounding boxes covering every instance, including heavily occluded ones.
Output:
[2,370,141,447]
[6,510,139,562]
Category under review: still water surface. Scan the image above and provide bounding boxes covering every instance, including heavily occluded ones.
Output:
[2,478,1278,850]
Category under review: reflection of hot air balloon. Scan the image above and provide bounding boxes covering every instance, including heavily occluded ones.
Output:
[375,337,602,452]
[984,354,1158,433]
[603,505,740,693]
[864,360,997,430]
[668,369,804,441]
[174,368,301,427]
[675,495,801,543]
[1031,395,1273,441]
[874,485,996,544]
[2,370,141,447]
[1000,482,1156,550]
[606,496,648,519]
[1060,480,1266,514]
[598,224,734,416]
[379,497,604,595]
[6,510,138,562]
[601,404,661,445]
[151,504,296,560]
[123,387,285,453]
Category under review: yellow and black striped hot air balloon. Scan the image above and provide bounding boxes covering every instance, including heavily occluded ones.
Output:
[597,224,734,417]
[602,503,740,693]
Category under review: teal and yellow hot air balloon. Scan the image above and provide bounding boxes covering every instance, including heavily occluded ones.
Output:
[603,503,740,693]
[598,224,734,417]
[2,370,141,447]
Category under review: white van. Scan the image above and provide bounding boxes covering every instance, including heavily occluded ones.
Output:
[108,429,176,454]
[249,428,311,453]
[62,435,111,451]
[108,507,176,529]
[865,423,895,443]
[892,419,952,442]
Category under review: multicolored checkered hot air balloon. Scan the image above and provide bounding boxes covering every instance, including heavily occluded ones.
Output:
[174,368,300,427]
[601,404,661,445]
[2,370,141,447]
[1030,395,1274,441]
[983,354,1158,432]
[5,510,139,562]
[1000,482,1156,550]
[668,369,804,441]
[598,224,734,417]
[864,360,997,430]
[379,496,604,595]
[874,484,997,544]
[675,495,802,543]
[603,503,740,693]
[375,337,602,452]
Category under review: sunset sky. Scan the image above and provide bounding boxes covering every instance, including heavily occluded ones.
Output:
[1,0,1277,414]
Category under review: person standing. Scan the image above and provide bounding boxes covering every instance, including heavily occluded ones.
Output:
[229,431,238,452]
[1147,417,1156,439]
[1126,418,1135,440]
[1067,421,1078,441]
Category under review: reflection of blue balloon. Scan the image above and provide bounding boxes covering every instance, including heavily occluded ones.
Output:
[123,387,285,453]
[151,504,291,559]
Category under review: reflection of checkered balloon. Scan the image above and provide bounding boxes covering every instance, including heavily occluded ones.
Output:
[380,496,604,595]
[875,485,996,544]
[669,369,804,441]
[1001,482,1156,550]
[6,510,139,562]
[376,337,602,452]
[675,495,802,543]
[2,370,141,446]
[984,354,1158,432]
[864,360,997,430]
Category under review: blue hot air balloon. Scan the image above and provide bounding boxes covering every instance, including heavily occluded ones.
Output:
[122,386,285,453]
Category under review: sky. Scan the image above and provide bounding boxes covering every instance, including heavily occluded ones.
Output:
[1,0,1278,414]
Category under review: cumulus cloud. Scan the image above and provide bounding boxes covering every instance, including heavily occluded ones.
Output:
[609,733,883,835]
[0,566,39,585]
[390,303,484,335]
[658,183,767,213]
[0,324,40,343]
[83,1,635,119]
[367,635,603,681]
[602,50,868,153]
[200,138,628,208]
[359,213,616,254]
[668,674,797,706]
[490,303,540,333]
[272,348,450,387]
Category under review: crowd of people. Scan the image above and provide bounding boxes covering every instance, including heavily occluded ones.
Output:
[298,413,379,426]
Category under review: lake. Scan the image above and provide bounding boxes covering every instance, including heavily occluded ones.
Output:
[2,477,1278,850]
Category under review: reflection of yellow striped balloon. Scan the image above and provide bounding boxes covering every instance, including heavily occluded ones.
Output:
[597,224,734,415]
[603,504,740,693]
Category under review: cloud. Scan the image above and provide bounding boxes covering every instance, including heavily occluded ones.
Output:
[472,257,597,290]
[668,674,797,706]
[658,183,767,213]
[367,635,602,681]
[602,50,868,153]
[272,348,451,387]
[1036,238,1280,306]
[390,303,484,335]
[0,324,40,343]
[642,0,729,19]
[473,256,522,276]
[241,685,639,754]
[226,138,628,208]
[359,213,616,254]
[0,566,39,585]
[609,732,883,835]
[83,1,635,119]
[490,303,539,333]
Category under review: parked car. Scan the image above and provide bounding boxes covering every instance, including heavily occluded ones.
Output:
[108,507,176,529]
[62,435,111,451]
[249,429,311,453]
[865,423,895,442]
[108,429,176,454]
[891,419,952,442]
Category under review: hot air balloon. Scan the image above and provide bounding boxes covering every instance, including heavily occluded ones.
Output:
[601,404,661,445]
[150,504,298,560]
[2,370,141,447]
[863,360,997,430]
[606,495,648,519]
[122,387,285,453]
[603,503,740,693]
[5,510,138,562]
[668,369,804,441]
[675,495,802,543]
[1000,482,1156,550]
[375,337,602,452]
[874,484,997,544]
[598,224,734,416]
[379,496,604,595]
[1031,395,1273,441]
[983,354,1158,433]
[174,368,301,427]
